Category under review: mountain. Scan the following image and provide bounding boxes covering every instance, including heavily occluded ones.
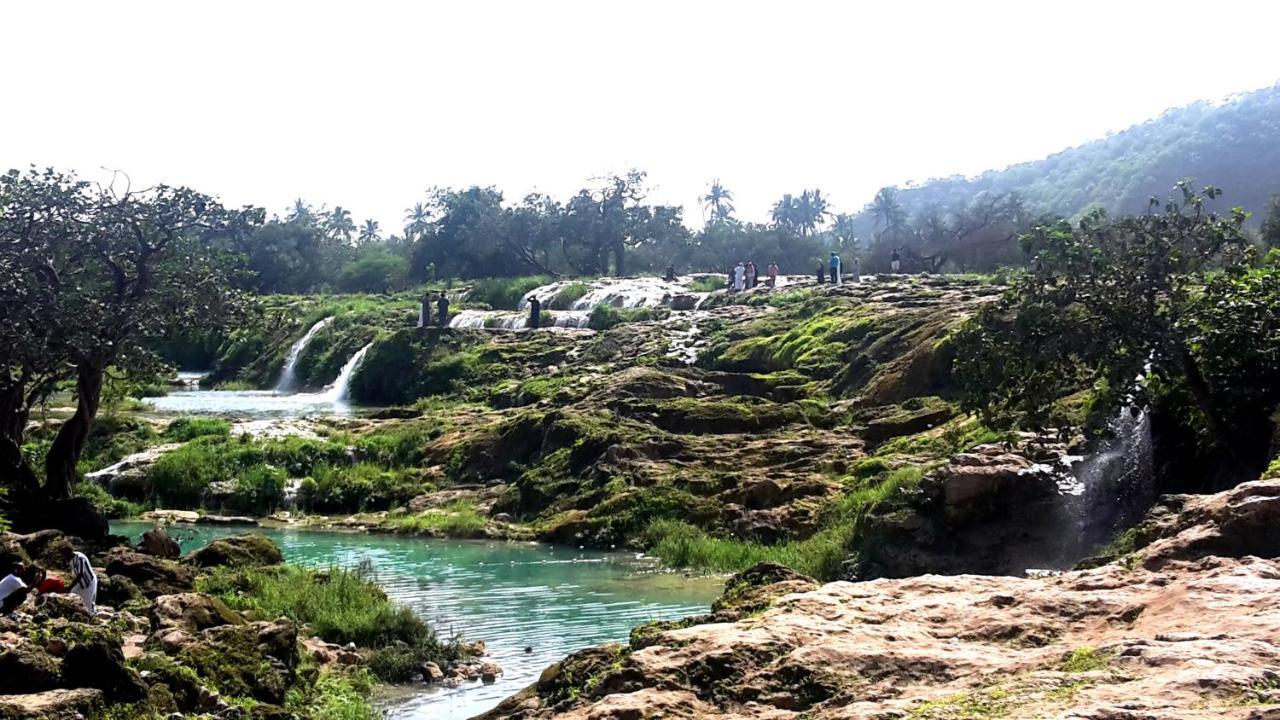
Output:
[865,82,1280,223]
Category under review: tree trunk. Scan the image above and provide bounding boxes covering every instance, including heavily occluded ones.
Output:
[0,381,29,448]
[43,363,105,500]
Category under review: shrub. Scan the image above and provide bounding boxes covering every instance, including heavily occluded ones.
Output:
[587,305,666,330]
[688,275,725,293]
[75,482,145,519]
[467,275,552,310]
[547,282,590,310]
[165,417,232,441]
[386,500,487,537]
[338,251,408,294]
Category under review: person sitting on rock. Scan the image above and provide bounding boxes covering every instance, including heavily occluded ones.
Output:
[67,551,97,615]
[0,562,30,616]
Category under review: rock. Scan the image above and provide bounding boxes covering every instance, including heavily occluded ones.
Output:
[195,515,260,526]
[0,532,31,571]
[478,478,1280,720]
[423,661,444,682]
[84,443,180,496]
[179,619,299,705]
[479,661,502,683]
[61,639,149,703]
[97,574,142,607]
[44,637,68,657]
[151,593,245,633]
[669,293,700,311]
[104,547,195,597]
[33,593,93,622]
[141,509,200,524]
[14,529,76,568]
[185,534,283,568]
[0,640,60,693]
[139,528,181,558]
[0,689,104,719]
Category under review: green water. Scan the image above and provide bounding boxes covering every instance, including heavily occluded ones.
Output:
[112,522,722,719]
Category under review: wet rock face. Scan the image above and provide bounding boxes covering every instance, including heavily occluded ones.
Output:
[480,479,1280,719]
[853,442,1074,578]
[0,640,61,694]
[184,533,283,568]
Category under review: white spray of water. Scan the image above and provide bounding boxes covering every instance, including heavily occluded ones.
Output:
[328,342,374,404]
[1061,408,1155,552]
[275,317,334,393]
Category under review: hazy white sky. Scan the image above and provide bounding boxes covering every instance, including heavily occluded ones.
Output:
[4,1,1279,231]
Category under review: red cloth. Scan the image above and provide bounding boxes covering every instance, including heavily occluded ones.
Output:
[35,578,66,594]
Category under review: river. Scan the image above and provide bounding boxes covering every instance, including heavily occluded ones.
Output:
[111,521,722,719]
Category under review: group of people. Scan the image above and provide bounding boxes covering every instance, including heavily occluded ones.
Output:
[0,551,98,617]
[418,292,452,328]
[819,252,860,285]
[729,260,781,292]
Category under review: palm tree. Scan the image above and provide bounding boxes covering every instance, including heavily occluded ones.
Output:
[797,189,832,236]
[832,213,860,253]
[404,202,431,241]
[866,187,908,241]
[325,207,356,243]
[699,180,735,223]
[358,219,381,245]
[288,198,314,225]
[771,194,799,233]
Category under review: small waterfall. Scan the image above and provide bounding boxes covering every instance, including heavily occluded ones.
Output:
[449,310,527,329]
[328,342,373,404]
[1061,407,1155,554]
[275,317,334,392]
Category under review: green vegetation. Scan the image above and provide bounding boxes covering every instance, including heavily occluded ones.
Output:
[645,466,925,580]
[467,275,552,310]
[198,563,462,682]
[386,500,487,537]
[687,275,725,293]
[164,417,231,441]
[587,304,667,330]
[1060,646,1111,673]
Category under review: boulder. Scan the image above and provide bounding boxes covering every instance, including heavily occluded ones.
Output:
[96,574,142,607]
[151,592,245,633]
[0,640,61,693]
[15,529,76,568]
[103,547,195,597]
[0,532,31,571]
[184,534,283,568]
[194,514,259,525]
[0,689,103,720]
[33,593,93,622]
[179,619,299,705]
[61,639,148,703]
[141,509,200,523]
[138,528,181,559]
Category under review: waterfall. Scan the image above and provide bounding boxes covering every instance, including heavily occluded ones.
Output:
[328,342,373,404]
[1061,407,1155,553]
[275,317,334,393]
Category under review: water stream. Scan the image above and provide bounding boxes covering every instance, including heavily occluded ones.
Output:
[275,317,335,392]
[111,522,721,720]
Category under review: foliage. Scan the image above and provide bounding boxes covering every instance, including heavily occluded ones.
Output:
[337,250,408,294]
[466,275,552,310]
[955,183,1277,471]
[385,500,487,537]
[587,305,666,330]
[75,482,145,519]
[164,417,231,441]
[1262,194,1280,249]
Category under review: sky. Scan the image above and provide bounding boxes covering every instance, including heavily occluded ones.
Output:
[4,0,1280,232]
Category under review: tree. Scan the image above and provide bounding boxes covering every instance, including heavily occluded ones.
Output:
[325,206,355,243]
[796,189,831,236]
[832,213,860,254]
[404,202,431,241]
[0,168,256,505]
[359,219,381,244]
[700,180,735,223]
[1261,193,1280,248]
[954,181,1272,473]
[866,186,908,242]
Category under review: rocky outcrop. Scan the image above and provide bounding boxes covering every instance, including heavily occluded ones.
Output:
[138,527,180,558]
[0,689,103,719]
[0,640,61,694]
[150,592,245,633]
[103,547,195,597]
[184,533,283,568]
[60,640,148,703]
[480,478,1280,719]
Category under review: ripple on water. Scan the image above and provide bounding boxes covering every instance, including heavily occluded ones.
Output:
[111,522,722,720]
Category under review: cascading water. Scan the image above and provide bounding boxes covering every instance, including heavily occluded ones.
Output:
[274,317,334,392]
[1060,407,1155,556]
[328,342,373,404]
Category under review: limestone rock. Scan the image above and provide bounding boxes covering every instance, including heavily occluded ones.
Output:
[104,547,195,597]
[138,527,181,559]
[0,640,60,693]
[151,592,245,633]
[0,688,103,719]
[184,533,282,568]
[61,639,148,703]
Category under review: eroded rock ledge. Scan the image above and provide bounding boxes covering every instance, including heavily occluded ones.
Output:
[480,478,1280,719]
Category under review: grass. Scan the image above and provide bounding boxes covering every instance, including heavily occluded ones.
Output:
[687,275,726,293]
[588,305,667,330]
[547,282,591,309]
[164,417,232,441]
[75,482,146,519]
[1060,646,1111,673]
[645,466,925,580]
[386,500,487,537]
[292,669,377,720]
[197,563,463,682]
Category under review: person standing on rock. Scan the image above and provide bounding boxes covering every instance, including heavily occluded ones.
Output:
[767,260,779,287]
[745,261,757,289]
[664,264,676,282]
[419,292,432,328]
[67,550,97,614]
[436,292,450,328]
[733,262,746,292]
[829,252,842,285]
[891,248,901,273]
[851,256,861,284]
[817,262,825,284]
[528,296,542,329]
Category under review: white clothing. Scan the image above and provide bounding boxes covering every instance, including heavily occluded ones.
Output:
[0,574,26,604]
[733,266,745,291]
[891,260,900,272]
[69,551,97,614]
